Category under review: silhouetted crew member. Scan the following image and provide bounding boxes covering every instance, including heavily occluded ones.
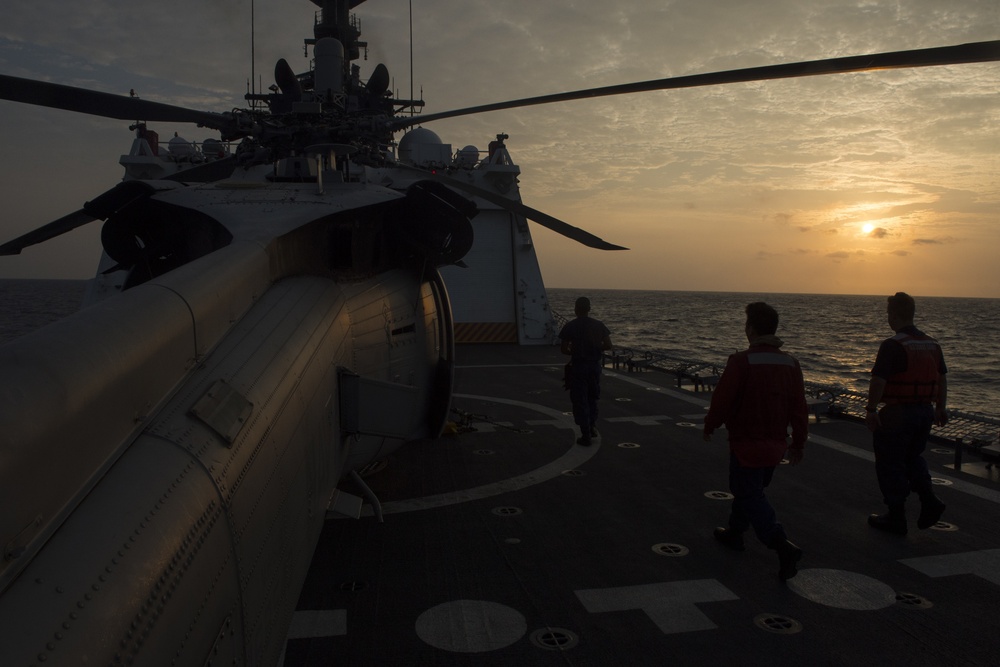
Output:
[559,297,612,446]
[865,292,948,535]
[704,302,807,580]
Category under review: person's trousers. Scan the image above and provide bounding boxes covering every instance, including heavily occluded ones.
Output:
[872,403,935,508]
[728,453,786,546]
[569,363,602,430]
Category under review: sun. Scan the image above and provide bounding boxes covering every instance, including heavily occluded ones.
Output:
[861,223,875,235]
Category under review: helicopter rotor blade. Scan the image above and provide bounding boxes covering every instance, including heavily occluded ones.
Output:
[0,180,166,256]
[390,40,1000,129]
[0,74,235,131]
[0,209,96,256]
[398,166,627,251]
[0,155,239,256]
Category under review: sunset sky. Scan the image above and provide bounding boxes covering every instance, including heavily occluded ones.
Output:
[1,0,997,297]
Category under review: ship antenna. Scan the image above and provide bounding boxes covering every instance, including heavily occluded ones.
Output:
[250,0,257,105]
[409,0,414,116]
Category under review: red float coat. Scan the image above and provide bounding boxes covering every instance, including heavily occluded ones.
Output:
[879,331,944,405]
[703,336,809,468]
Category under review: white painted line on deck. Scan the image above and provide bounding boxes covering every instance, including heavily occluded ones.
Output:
[608,371,1000,505]
[604,370,710,407]
[460,421,517,433]
[456,363,559,368]
[525,419,576,430]
[607,415,674,425]
[808,434,1000,505]
[378,385,1000,519]
[361,394,598,516]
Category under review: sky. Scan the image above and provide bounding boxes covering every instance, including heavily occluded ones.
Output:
[0,0,997,297]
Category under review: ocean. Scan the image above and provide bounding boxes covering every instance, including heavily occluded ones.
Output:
[548,288,1000,418]
[1,280,997,418]
[0,279,89,343]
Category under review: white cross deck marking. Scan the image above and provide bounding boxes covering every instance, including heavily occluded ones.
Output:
[900,549,1000,586]
[575,580,738,634]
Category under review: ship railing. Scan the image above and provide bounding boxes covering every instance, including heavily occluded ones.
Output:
[600,344,1000,465]
[552,310,569,330]
[801,384,1000,470]
[603,345,724,390]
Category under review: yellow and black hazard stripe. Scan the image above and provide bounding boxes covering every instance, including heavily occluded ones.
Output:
[454,322,518,343]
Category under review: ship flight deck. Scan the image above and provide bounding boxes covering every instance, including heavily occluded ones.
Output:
[282,344,1000,666]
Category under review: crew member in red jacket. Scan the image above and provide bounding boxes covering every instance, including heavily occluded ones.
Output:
[704,302,808,580]
[864,292,948,535]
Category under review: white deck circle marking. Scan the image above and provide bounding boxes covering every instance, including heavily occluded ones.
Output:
[415,600,526,652]
[788,569,896,610]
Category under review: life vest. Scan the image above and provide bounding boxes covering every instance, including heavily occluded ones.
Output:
[882,332,942,404]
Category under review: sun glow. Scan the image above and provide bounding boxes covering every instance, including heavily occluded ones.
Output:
[861,223,876,235]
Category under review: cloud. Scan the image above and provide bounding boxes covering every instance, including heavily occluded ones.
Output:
[913,237,959,245]
[1,0,997,297]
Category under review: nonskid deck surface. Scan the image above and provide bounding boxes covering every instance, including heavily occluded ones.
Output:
[282,345,1000,666]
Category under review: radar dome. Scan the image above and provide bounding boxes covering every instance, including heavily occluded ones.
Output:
[399,128,443,151]
[456,145,479,167]
[167,133,195,157]
[398,128,451,167]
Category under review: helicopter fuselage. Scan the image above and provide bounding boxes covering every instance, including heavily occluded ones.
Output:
[0,172,462,665]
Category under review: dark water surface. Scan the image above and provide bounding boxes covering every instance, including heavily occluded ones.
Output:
[0,279,88,343]
[549,288,1000,418]
[1,280,996,418]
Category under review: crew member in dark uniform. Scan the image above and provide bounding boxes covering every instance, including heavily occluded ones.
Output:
[559,297,612,446]
[865,292,949,535]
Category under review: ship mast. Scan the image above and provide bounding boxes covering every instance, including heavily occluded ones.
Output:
[310,0,366,64]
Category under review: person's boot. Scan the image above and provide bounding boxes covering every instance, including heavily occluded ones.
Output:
[917,496,946,530]
[772,539,802,580]
[576,427,591,446]
[868,505,907,535]
[713,527,745,551]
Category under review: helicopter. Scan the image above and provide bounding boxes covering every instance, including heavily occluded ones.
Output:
[1,0,998,664]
